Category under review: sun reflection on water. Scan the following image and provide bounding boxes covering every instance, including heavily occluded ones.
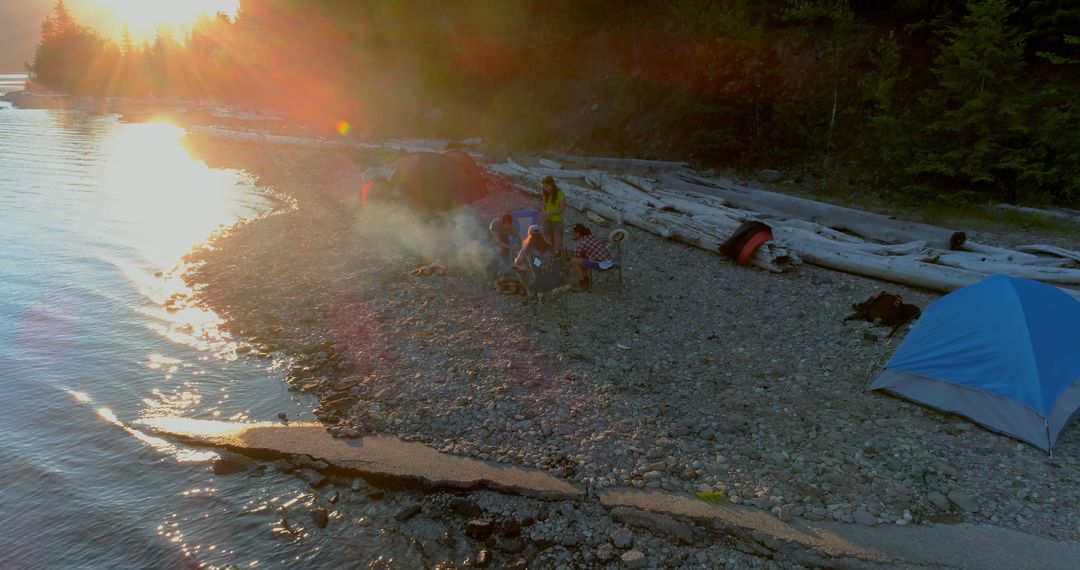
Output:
[97,121,253,268]
[94,121,271,361]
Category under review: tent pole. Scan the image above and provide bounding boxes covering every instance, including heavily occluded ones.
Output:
[1046,420,1054,459]
[862,337,894,391]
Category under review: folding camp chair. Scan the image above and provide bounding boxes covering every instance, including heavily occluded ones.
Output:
[519,253,568,313]
[589,229,627,293]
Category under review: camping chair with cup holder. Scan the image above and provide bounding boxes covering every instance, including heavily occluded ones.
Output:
[587,228,627,293]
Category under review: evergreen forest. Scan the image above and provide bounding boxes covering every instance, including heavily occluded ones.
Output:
[26,0,1080,206]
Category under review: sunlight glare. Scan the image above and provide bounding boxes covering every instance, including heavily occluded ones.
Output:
[97,121,267,269]
[88,0,240,41]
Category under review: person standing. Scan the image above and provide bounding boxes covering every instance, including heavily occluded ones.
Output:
[489,212,515,263]
[541,176,566,253]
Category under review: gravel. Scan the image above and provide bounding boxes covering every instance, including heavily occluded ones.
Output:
[182,136,1080,555]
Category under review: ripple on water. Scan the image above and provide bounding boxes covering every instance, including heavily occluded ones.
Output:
[0,108,426,567]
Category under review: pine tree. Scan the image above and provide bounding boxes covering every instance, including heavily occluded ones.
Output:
[120,25,135,58]
[908,0,1036,200]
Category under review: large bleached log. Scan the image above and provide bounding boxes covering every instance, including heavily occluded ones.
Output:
[774,226,932,257]
[995,203,1080,224]
[551,155,691,171]
[930,257,1080,284]
[489,165,797,272]
[652,186,729,210]
[930,252,1075,268]
[959,241,1043,262]
[1015,244,1080,265]
[613,199,799,272]
[589,173,674,210]
[787,238,1080,301]
[489,159,1080,295]
[661,172,967,250]
[532,168,600,180]
[790,239,995,290]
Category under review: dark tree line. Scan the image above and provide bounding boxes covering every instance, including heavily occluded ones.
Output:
[28,0,1080,205]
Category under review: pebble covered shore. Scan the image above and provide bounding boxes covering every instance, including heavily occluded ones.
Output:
[181,136,1080,567]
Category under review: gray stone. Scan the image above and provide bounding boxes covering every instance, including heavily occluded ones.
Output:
[612,527,634,549]
[212,451,258,476]
[853,510,877,526]
[620,549,647,569]
[497,518,522,538]
[291,455,329,471]
[450,497,482,518]
[466,519,494,540]
[475,548,493,568]
[948,490,980,512]
[750,497,778,510]
[294,468,328,488]
[928,491,951,510]
[272,459,295,473]
[309,506,330,528]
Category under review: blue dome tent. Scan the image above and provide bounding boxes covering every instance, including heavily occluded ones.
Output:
[869,275,1080,452]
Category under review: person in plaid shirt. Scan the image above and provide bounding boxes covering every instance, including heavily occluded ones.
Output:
[569,223,613,291]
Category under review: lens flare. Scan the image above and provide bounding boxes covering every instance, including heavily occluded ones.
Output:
[335,120,351,135]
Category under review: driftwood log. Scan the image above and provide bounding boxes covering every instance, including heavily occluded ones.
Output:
[661,172,967,250]
[490,158,1080,301]
[489,162,799,273]
[995,203,1080,225]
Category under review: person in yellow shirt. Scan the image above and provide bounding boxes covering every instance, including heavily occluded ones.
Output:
[541,176,566,253]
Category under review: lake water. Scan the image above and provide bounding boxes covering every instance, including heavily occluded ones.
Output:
[1,73,27,93]
[0,102,421,568]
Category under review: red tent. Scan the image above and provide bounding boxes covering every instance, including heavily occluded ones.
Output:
[362,151,486,213]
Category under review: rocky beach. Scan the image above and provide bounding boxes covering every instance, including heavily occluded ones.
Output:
[179,134,1080,568]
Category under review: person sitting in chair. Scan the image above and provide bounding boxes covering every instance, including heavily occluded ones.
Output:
[514,225,563,298]
[569,223,613,291]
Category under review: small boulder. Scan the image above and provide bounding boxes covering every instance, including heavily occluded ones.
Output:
[309,506,330,529]
[294,469,328,488]
[853,510,877,526]
[450,497,482,518]
[497,518,521,538]
[621,549,647,569]
[928,491,951,510]
[611,527,633,549]
[212,451,257,476]
[466,519,494,540]
[475,548,493,568]
[948,490,980,512]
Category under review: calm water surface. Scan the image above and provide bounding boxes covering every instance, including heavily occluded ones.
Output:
[0,101,419,568]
